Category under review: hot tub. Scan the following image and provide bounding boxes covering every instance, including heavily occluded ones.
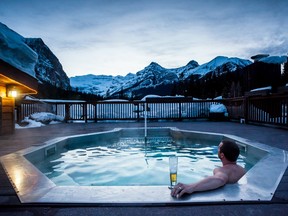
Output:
[1,127,287,204]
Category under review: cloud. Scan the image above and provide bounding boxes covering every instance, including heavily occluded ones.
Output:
[1,0,287,76]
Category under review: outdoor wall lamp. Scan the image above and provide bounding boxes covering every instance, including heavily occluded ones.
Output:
[6,85,18,98]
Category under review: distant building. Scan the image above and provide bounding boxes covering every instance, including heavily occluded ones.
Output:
[242,54,287,94]
[251,54,269,62]
[242,54,287,118]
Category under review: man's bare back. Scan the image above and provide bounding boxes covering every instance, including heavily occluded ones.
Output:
[214,164,246,184]
[171,140,246,198]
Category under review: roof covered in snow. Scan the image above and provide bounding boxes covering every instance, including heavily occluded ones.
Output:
[259,55,287,64]
[0,22,37,77]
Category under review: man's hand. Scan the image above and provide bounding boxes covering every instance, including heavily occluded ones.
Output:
[170,172,228,198]
[171,183,193,198]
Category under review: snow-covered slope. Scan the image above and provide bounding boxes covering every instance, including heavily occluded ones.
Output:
[70,73,136,96]
[71,57,252,98]
[71,62,182,98]
[182,56,252,79]
[0,22,37,77]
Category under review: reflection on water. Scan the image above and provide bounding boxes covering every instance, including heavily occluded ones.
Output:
[35,137,254,186]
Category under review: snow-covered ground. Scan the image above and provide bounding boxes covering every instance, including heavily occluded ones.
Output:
[16,112,64,129]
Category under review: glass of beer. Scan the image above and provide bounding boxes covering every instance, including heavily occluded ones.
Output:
[169,155,178,189]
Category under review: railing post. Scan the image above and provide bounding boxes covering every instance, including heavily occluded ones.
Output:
[136,103,140,121]
[243,96,248,123]
[16,105,21,124]
[64,103,70,123]
[55,103,58,115]
[178,102,182,120]
[94,102,98,122]
[84,103,87,123]
[286,97,288,127]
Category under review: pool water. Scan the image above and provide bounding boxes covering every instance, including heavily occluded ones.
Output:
[35,136,252,186]
[2,127,286,204]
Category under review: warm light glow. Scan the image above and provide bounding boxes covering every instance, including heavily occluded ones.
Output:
[10,90,17,97]
[6,85,18,98]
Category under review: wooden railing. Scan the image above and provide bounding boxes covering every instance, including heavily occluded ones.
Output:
[17,94,288,128]
[43,98,221,122]
[246,94,288,126]
[224,94,288,127]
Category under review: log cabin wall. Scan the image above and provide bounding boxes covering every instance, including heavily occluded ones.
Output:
[0,84,15,135]
[0,96,15,135]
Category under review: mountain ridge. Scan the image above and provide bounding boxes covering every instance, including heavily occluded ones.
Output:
[70,56,252,99]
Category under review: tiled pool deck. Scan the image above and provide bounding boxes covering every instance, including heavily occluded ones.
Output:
[0,121,288,215]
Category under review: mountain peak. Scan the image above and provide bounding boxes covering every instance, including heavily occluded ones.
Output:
[206,56,229,67]
[149,61,159,66]
[202,56,251,71]
[147,62,164,70]
[185,60,199,68]
[139,62,168,76]
[181,56,252,79]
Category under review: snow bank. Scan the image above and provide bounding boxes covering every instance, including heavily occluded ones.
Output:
[16,112,64,129]
[30,112,64,123]
[15,117,44,129]
[209,104,228,114]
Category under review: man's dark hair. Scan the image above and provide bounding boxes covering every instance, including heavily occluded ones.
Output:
[220,140,240,162]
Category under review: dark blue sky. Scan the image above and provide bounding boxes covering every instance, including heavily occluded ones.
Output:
[1,0,287,77]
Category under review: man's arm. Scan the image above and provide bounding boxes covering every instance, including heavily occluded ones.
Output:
[171,171,229,198]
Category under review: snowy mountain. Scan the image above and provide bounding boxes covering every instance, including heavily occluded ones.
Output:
[181,56,252,79]
[70,73,136,97]
[71,61,181,98]
[71,61,191,99]
[25,38,70,90]
[70,56,251,98]
[0,22,70,90]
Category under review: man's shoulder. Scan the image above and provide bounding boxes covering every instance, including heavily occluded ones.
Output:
[217,164,245,174]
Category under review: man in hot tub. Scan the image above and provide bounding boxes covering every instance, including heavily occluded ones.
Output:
[171,140,246,198]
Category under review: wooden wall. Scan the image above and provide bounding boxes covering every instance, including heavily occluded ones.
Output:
[0,84,15,135]
[0,97,15,135]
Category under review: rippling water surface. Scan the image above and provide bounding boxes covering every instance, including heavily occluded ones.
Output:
[36,137,251,186]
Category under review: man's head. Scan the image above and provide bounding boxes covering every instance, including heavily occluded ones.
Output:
[218,140,240,162]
